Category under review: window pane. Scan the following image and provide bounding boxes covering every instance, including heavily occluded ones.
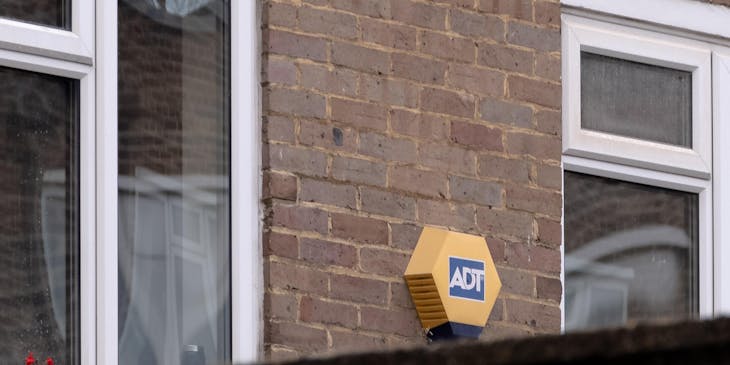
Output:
[0,0,70,30]
[564,172,698,331]
[118,1,230,364]
[0,67,79,363]
[581,52,692,147]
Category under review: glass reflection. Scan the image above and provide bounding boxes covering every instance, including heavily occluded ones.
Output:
[564,172,698,331]
[118,1,230,364]
[0,0,71,29]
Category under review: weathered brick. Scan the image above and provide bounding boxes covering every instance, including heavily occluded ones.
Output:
[508,21,560,52]
[389,165,447,198]
[505,299,560,331]
[505,242,561,274]
[300,63,358,97]
[417,199,476,230]
[267,144,328,177]
[391,0,447,30]
[263,171,297,201]
[265,29,328,62]
[360,307,421,337]
[331,0,391,18]
[536,53,561,82]
[265,292,298,321]
[447,64,504,97]
[422,88,475,118]
[536,276,562,303]
[450,120,503,151]
[450,9,505,41]
[266,322,328,352]
[264,115,296,143]
[390,222,422,250]
[298,6,358,40]
[509,75,561,109]
[391,53,447,84]
[359,74,419,108]
[264,1,298,28]
[536,217,561,249]
[449,175,503,206]
[331,98,388,131]
[330,330,388,353]
[271,203,329,234]
[391,109,449,140]
[489,297,504,322]
[419,142,477,176]
[390,281,415,308]
[478,43,534,74]
[536,163,561,190]
[300,296,358,328]
[265,57,297,85]
[535,109,561,136]
[361,18,417,50]
[359,132,418,163]
[332,213,389,245]
[264,231,299,259]
[300,237,358,268]
[498,267,535,297]
[505,131,561,161]
[331,156,387,186]
[434,0,474,8]
[300,178,357,209]
[487,236,507,263]
[535,1,561,27]
[266,87,326,119]
[330,274,389,305]
[360,248,411,277]
[420,31,476,63]
[267,261,328,295]
[480,98,532,128]
[478,0,533,21]
[506,185,561,217]
[332,41,391,74]
[361,186,417,220]
[480,322,532,342]
[299,119,357,153]
[476,207,533,240]
[478,154,530,183]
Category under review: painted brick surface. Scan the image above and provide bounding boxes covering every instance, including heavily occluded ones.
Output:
[261,0,561,361]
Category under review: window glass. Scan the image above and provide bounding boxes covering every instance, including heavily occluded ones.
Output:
[581,52,693,147]
[564,171,698,331]
[118,0,231,364]
[0,0,71,30]
[0,66,79,363]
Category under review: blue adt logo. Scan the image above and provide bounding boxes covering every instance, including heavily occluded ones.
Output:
[449,257,485,301]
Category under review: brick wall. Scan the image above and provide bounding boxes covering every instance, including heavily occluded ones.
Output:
[261,0,562,361]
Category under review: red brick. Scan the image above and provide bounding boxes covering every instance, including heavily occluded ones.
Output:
[506,185,561,217]
[417,199,476,230]
[505,131,561,161]
[536,217,561,249]
[300,237,358,268]
[536,53,560,82]
[390,223,422,250]
[267,261,328,295]
[359,74,419,108]
[331,0,391,18]
[331,156,387,186]
[361,18,417,50]
[508,75,561,109]
[420,31,476,63]
[267,144,328,177]
[476,207,533,240]
[390,281,415,308]
[478,0,533,21]
[391,53,447,84]
[489,297,504,322]
[478,154,530,183]
[300,178,357,209]
[266,322,328,352]
[360,307,421,337]
[505,242,561,274]
[264,1,298,28]
[480,322,532,342]
[498,267,535,297]
[487,236,507,264]
[263,171,297,201]
[299,119,357,153]
[505,299,560,331]
[447,64,504,97]
[480,98,533,128]
[332,41,390,74]
[264,115,296,143]
[265,292,298,321]
[421,88,475,118]
[331,98,388,131]
[450,9,505,41]
[434,0,474,7]
[266,347,299,363]
[478,43,534,74]
[536,163,561,190]
[419,142,477,176]
[389,165,447,198]
[536,276,562,303]
[360,248,410,276]
[298,6,358,40]
[449,175,503,206]
[358,132,418,163]
[450,120,503,151]
[265,29,327,62]
[391,109,449,141]
[264,231,299,259]
[300,63,358,97]
[265,57,297,85]
[508,21,560,52]
[391,0,447,30]
[300,296,358,327]
[535,1,561,27]
[330,274,389,305]
[332,213,389,245]
[360,186,417,220]
[265,87,326,119]
[271,203,329,234]
[331,330,388,353]
[535,109,561,136]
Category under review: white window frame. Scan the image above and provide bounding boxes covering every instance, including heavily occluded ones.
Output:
[561,0,730,329]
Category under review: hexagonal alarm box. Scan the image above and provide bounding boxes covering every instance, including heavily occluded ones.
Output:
[404,226,501,340]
